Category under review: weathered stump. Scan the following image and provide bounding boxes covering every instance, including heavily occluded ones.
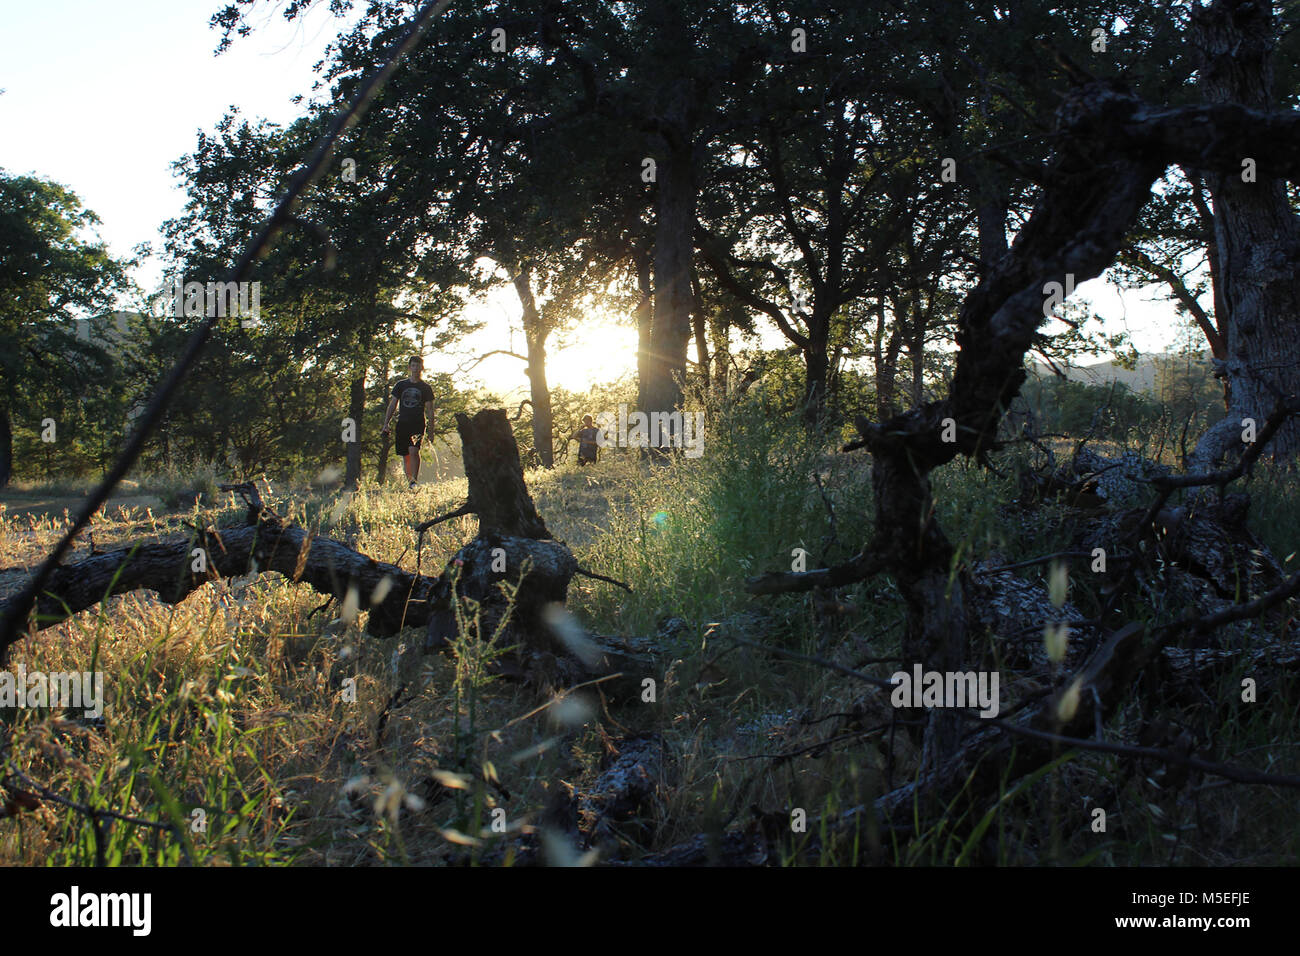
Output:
[423,410,580,667]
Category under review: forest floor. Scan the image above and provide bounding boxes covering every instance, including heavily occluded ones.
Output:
[2,406,1298,865]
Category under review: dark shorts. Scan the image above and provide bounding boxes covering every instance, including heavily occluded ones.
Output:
[577,443,597,465]
[395,421,424,456]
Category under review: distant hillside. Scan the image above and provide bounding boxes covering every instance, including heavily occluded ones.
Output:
[80,311,142,352]
[1026,352,1215,395]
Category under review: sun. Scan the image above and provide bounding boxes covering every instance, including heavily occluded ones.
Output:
[544,317,639,392]
[432,300,638,397]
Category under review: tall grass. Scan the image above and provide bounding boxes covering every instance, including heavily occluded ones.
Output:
[1,395,1297,866]
[575,397,873,642]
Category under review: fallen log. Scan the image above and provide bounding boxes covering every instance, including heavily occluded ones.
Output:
[0,512,440,644]
[578,733,669,854]
[1,410,623,684]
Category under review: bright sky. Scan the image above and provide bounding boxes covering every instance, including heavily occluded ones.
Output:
[1,0,1189,398]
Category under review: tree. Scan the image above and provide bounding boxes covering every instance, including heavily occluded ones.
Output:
[163,105,474,483]
[1189,0,1300,467]
[0,171,131,486]
[697,4,937,424]
[1114,168,1226,366]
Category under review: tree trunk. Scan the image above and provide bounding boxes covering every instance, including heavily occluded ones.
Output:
[709,303,733,400]
[424,409,568,654]
[0,508,442,645]
[641,119,696,445]
[634,249,654,404]
[803,315,830,426]
[375,359,392,485]
[2,420,608,687]
[526,329,554,470]
[908,323,926,408]
[0,404,11,489]
[975,193,1009,278]
[456,408,550,539]
[1184,169,1228,362]
[343,371,364,491]
[870,440,969,765]
[512,268,554,468]
[1191,0,1300,467]
[690,266,709,391]
[873,299,904,421]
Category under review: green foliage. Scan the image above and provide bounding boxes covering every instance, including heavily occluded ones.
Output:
[0,170,135,485]
[1014,374,1159,447]
[577,393,872,641]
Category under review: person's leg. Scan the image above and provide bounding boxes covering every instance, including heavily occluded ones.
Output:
[397,426,416,484]
[394,429,405,481]
[408,433,423,485]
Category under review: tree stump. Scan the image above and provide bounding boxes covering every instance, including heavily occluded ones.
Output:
[423,410,578,665]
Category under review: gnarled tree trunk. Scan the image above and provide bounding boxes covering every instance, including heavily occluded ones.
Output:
[1190,0,1300,468]
[1,412,629,687]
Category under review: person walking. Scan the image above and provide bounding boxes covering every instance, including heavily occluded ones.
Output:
[571,414,600,466]
[381,355,436,488]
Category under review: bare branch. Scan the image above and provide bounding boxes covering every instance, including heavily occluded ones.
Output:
[574,566,633,593]
[744,550,889,595]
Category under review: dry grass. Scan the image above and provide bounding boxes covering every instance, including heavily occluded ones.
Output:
[1,405,1297,865]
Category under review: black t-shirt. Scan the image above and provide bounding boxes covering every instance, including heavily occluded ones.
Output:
[392,378,435,426]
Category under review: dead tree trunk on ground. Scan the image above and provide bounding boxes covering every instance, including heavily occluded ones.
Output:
[1,412,635,686]
[0,484,439,644]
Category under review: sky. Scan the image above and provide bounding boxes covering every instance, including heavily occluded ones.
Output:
[1,0,1195,398]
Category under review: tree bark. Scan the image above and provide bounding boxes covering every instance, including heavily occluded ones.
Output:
[0,415,610,680]
[0,514,442,645]
[634,248,654,405]
[908,324,926,409]
[0,404,11,489]
[690,266,709,391]
[872,297,903,420]
[974,178,1009,279]
[375,358,392,485]
[1190,0,1300,467]
[455,408,550,540]
[803,315,830,426]
[708,303,732,400]
[424,409,583,660]
[641,118,696,445]
[343,370,364,491]
[512,268,554,468]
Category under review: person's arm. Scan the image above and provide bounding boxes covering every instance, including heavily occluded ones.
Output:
[424,400,436,432]
[381,396,398,433]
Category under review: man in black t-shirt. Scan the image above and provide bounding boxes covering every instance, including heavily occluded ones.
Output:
[381,355,436,488]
